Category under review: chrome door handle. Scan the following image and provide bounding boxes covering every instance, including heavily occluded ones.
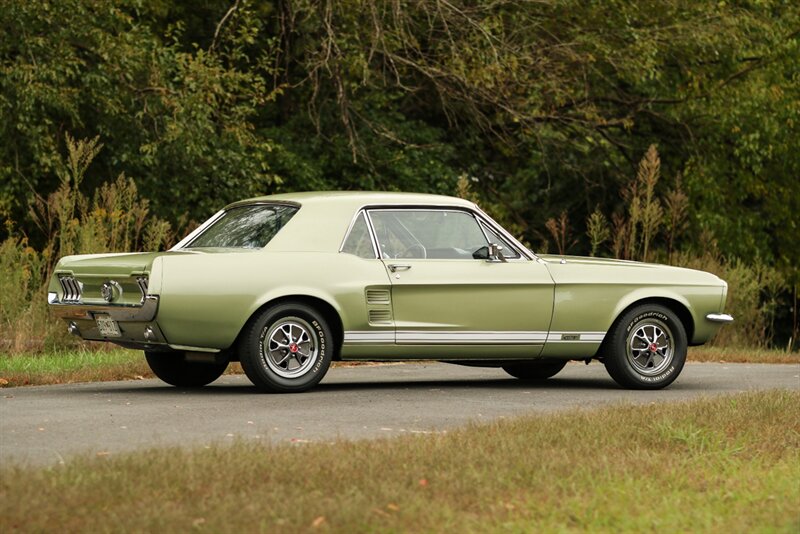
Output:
[388,264,412,272]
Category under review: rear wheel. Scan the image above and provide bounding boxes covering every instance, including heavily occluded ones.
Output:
[239,302,333,393]
[503,359,567,380]
[601,304,687,389]
[145,351,228,387]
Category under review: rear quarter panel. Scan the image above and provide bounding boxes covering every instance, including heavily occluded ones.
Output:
[155,251,390,349]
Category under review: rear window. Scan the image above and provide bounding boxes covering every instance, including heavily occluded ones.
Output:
[186,204,298,249]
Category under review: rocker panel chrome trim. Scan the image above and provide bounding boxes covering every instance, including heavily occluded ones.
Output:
[343,330,606,345]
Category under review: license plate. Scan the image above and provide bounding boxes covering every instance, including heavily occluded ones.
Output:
[95,315,121,337]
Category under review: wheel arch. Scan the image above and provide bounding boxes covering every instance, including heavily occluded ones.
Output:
[606,296,695,347]
[232,294,345,360]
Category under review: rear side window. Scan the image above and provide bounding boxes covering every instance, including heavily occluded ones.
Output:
[186,204,298,249]
[341,212,377,258]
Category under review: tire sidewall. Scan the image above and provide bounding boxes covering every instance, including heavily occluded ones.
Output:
[607,305,687,389]
[504,359,567,380]
[242,303,332,392]
[144,351,228,387]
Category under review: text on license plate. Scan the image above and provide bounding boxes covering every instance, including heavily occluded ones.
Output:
[95,315,121,337]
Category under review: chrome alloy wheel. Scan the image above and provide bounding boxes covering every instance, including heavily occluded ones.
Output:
[261,317,318,379]
[626,319,674,376]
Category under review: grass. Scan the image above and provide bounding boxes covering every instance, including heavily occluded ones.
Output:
[0,348,150,387]
[0,390,798,532]
[0,349,249,387]
[0,346,795,388]
[688,346,799,364]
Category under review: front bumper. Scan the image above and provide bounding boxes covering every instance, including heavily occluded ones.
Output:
[706,313,734,324]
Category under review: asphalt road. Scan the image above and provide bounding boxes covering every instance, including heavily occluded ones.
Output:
[1,362,798,466]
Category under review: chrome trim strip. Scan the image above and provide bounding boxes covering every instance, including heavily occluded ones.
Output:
[135,276,149,304]
[472,205,536,260]
[476,220,521,260]
[168,344,221,353]
[545,331,606,343]
[343,331,395,344]
[706,313,734,324]
[343,330,607,345]
[171,209,225,250]
[363,210,382,259]
[339,210,379,259]
[397,331,548,344]
[50,295,159,322]
[364,206,530,262]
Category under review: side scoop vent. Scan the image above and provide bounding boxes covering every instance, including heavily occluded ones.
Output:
[368,309,392,324]
[366,289,391,304]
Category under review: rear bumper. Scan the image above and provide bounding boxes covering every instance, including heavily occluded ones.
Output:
[47,295,220,353]
[49,294,159,322]
[48,294,167,348]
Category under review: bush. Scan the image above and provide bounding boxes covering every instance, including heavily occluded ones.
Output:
[0,135,177,354]
[583,146,791,349]
[673,249,786,348]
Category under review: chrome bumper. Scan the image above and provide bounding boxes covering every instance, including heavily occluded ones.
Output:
[706,313,734,324]
[48,294,159,322]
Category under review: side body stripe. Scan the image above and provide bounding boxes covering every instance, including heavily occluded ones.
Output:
[343,331,606,345]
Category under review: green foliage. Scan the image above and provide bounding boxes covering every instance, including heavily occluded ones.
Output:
[0,0,797,348]
[674,249,788,349]
[589,145,791,348]
[29,135,175,258]
[586,208,610,258]
[1,135,174,352]
[0,234,52,352]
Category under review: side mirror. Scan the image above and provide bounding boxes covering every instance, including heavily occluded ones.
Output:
[488,243,507,262]
[473,243,507,262]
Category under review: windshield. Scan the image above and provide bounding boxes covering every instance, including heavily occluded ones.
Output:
[186,204,298,249]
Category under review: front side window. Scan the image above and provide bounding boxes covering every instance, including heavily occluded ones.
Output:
[369,210,490,259]
[186,204,298,249]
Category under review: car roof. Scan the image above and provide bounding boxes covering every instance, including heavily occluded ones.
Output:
[228,191,478,254]
[226,191,475,210]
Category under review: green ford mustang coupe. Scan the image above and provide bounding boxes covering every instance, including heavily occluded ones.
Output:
[48,192,733,391]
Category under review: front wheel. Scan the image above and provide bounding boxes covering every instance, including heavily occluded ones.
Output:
[145,351,228,387]
[503,359,567,380]
[239,303,333,393]
[601,304,687,390]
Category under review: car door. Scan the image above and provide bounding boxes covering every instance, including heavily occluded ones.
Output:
[367,208,555,359]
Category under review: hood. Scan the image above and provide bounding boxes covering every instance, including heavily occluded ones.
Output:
[538,254,663,268]
[538,254,726,287]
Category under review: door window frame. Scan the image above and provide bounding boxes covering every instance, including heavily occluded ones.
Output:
[338,210,380,259]
[338,206,531,261]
